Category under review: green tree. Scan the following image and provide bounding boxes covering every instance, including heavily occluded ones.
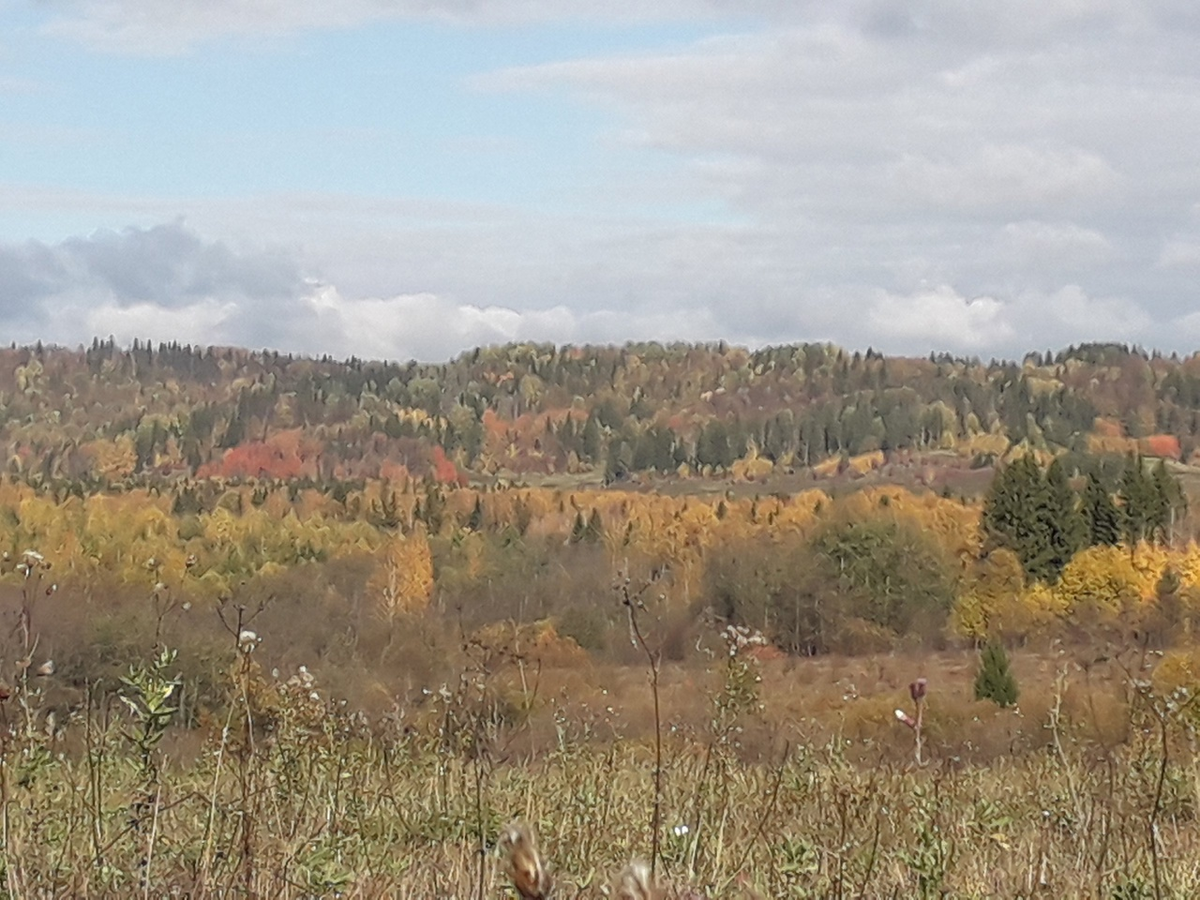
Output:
[982,455,1053,582]
[581,413,603,462]
[1118,452,1154,545]
[1149,459,1186,544]
[466,496,484,532]
[974,641,1019,707]
[811,517,956,640]
[1082,472,1121,547]
[1043,458,1085,582]
[696,420,732,470]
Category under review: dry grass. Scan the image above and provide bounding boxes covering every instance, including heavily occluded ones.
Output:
[0,642,1194,897]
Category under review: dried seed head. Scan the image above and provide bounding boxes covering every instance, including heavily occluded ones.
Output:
[909,678,927,703]
[499,822,552,900]
[613,861,656,900]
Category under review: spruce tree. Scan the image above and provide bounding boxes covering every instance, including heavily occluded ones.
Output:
[974,641,1019,708]
[466,496,484,532]
[982,454,1053,581]
[1150,459,1186,544]
[1043,458,1085,582]
[1119,452,1153,545]
[1082,472,1121,546]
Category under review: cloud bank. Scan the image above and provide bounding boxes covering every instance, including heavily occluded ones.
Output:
[0,221,1184,364]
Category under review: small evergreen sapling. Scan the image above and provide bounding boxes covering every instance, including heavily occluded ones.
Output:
[974,641,1019,707]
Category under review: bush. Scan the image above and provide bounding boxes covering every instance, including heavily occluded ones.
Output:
[974,641,1019,707]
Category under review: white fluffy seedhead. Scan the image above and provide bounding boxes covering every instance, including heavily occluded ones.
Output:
[499,822,552,900]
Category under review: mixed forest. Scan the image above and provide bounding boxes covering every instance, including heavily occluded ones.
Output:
[1,338,1200,895]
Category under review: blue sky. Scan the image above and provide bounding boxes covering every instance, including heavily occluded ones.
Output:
[3,1,1200,362]
[3,17,712,222]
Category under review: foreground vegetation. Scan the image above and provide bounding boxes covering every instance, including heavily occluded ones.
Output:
[4,624,1200,898]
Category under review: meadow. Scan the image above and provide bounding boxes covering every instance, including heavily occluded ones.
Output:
[2,604,1199,899]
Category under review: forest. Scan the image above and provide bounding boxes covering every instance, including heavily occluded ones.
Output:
[4,337,1196,489]
[0,338,1199,896]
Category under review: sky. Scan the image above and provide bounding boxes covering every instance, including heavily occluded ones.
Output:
[3,1,1200,363]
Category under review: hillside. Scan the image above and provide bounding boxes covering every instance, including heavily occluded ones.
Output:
[3,339,1197,494]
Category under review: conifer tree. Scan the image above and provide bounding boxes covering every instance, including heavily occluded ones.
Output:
[1118,452,1153,545]
[1150,459,1186,544]
[982,454,1053,582]
[466,496,484,532]
[974,641,1019,707]
[1043,458,1085,582]
[1082,472,1121,546]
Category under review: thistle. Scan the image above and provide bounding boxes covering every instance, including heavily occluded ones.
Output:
[895,677,928,765]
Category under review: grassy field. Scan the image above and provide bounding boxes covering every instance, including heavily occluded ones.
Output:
[0,640,1197,898]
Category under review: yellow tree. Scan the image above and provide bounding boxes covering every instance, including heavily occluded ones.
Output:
[369,532,434,621]
[953,548,1027,641]
[1055,545,1144,623]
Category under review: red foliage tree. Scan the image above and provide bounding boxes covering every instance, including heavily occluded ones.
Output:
[430,445,466,485]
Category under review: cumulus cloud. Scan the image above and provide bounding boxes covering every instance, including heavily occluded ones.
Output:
[0,220,745,361]
[861,283,1157,357]
[0,221,305,342]
[999,221,1113,268]
[289,286,728,361]
[866,286,1011,352]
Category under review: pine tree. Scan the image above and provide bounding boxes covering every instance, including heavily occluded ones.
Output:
[974,641,1019,707]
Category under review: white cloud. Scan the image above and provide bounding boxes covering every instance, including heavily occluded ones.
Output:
[866,285,1011,351]
[859,282,1159,357]
[1023,284,1152,339]
[886,145,1122,212]
[999,220,1113,267]
[293,286,728,362]
[0,218,1179,363]
[1158,238,1200,268]
[79,298,241,347]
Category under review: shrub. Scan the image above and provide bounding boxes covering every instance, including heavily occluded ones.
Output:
[974,641,1019,707]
